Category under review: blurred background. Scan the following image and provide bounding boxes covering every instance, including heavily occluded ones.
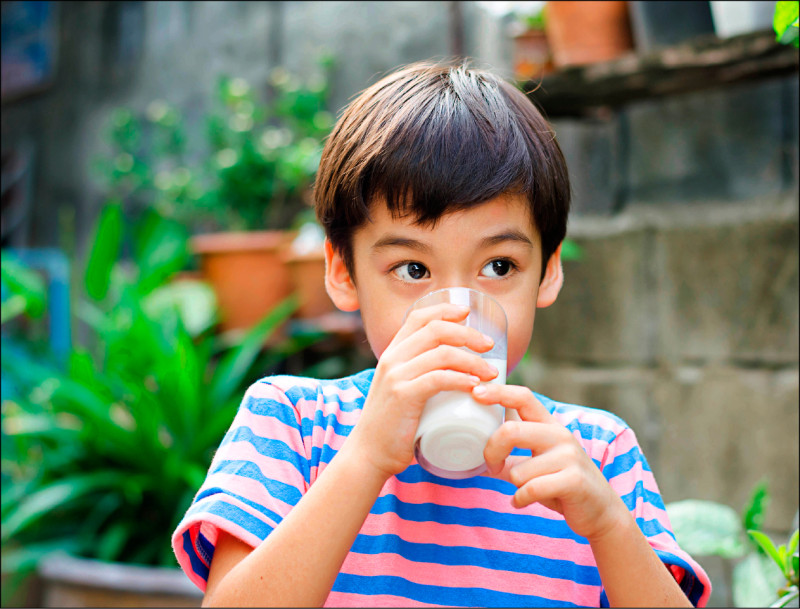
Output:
[1,1,798,607]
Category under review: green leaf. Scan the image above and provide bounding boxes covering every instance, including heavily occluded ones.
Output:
[665,499,747,558]
[142,279,217,337]
[134,211,191,293]
[0,255,47,319]
[788,529,799,559]
[0,294,27,324]
[734,552,786,607]
[2,472,121,542]
[774,1,800,47]
[208,294,298,406]
[749,530,785,571]
[743,479,770,534]
[84,201,124,301]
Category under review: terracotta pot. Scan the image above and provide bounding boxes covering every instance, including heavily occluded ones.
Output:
[190,230,295,333]
[513,28,554,80]
[38,552,202,607]
[544,1,635,68]
[283,248,337,319]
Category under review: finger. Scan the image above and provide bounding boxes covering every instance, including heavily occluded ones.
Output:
[391,317,496,364]
[394,302,470,344]
[483,420,568,475]
[399,345,500,384]
[399,369,484,407]
[471,384,555,424]
[513,471,573,510]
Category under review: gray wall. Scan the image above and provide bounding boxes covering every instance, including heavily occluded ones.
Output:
[516,74,799,535]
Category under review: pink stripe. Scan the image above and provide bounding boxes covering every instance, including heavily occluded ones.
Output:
[606,427,642,458]
[294,398,361,427]
[214,437,308,486]
[246,381,300,406]
[320,385,364,402]
[199,473,294,527]
[359,510,597,567]
[552,407,627,436]
[383,477,563,521]
[325,591,439,607]
[607,461,661,497]
[339,551,600,605]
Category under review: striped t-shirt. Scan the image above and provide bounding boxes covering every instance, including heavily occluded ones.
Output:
[172,369,711,607]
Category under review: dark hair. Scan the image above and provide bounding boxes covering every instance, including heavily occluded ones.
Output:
[314,60,571,281]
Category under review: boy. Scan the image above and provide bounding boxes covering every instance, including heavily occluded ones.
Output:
[172,61,711,607]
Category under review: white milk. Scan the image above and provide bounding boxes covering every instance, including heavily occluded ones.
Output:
[415,358,507,477]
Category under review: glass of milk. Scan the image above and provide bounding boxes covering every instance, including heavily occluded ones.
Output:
[409,287,507,479]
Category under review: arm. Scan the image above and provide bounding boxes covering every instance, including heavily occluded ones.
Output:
[203,303,498,607]
[203,439,387,607]
[475,385,693,607]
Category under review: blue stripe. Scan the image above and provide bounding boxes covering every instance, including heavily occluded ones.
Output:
[351,533,600,584]
[210,459,303,506]
[200,499,274,541]
[371,495,587,543]
[333,572,582,607]
[618,480,667,512]
[601,444,652,479]
[181,529,208,581]
[397,464,518,492]
[636,516,671,538]
[194,487,285,526]
[218,426,311,484]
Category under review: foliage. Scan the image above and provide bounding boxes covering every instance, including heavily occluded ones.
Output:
[0,201,313,595]
[774,1,799,48]
[92,54,336,233]
[666,481,799,607]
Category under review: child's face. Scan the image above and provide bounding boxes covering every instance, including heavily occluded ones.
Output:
[324,194,563,372]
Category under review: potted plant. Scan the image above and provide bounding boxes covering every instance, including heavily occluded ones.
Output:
[93,54,337,334]
[543,1,635,68]
[509,7,554,81]
[0,201,312,606]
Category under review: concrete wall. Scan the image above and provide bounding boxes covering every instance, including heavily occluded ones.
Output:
[515,74,799,534]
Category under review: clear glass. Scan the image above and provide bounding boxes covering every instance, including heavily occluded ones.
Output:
[407,287,508,479]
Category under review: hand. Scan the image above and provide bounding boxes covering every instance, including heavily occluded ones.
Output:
[472,384,629,542]
[346,303,499,480]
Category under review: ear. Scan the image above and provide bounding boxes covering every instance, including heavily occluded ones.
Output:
[536,243,564,308]
[324,239,360,312]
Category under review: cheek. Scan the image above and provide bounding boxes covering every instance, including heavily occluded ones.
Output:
[504,306,536,372]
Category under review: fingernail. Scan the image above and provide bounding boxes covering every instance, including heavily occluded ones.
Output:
[469,375,481,385]
[482,334,494,347]
[473,385,487,397]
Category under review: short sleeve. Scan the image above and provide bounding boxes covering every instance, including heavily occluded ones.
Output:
[171,379,310,592]
[599,427,712,607]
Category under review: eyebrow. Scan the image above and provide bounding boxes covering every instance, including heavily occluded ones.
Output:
[371,229,533,253]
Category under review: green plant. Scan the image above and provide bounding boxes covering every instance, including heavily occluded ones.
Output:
[92,54,336,233]
[666,481,799,607]
[774,1,799,48]
[0,201,317,602]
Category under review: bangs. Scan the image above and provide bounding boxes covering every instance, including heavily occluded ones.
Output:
[363,69,535,225]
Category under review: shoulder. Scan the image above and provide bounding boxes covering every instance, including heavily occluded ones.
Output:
[534,391,630,441]
[242,368,375,410]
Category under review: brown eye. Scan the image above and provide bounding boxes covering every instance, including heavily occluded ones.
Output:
[481,259,514,278]
[393,262,429,281]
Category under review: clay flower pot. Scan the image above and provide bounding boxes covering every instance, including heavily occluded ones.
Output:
[190,230,295,333]
[283,248,336,319]
[544,1,635,68]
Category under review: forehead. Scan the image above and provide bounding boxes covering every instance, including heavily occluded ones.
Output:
[362,194,538,238]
